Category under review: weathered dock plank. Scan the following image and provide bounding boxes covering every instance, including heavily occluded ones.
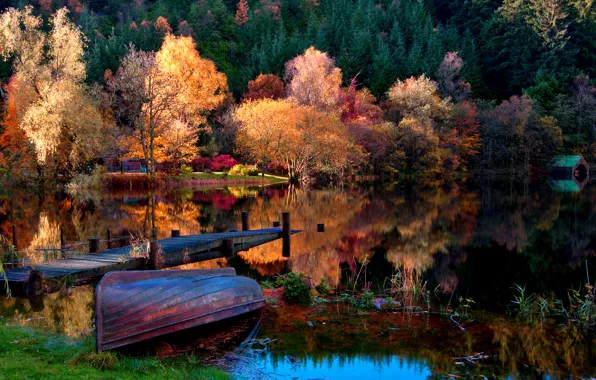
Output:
[1,227,300,295]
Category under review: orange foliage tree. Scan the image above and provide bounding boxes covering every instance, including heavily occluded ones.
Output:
[234,98,360,181]
[243,74,285,101]
[0,78,38,176]
[438,101,481,176]
[109,34,227,172]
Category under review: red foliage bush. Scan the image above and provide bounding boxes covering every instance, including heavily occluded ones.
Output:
[211,155,238,171]
[190,157,211,171]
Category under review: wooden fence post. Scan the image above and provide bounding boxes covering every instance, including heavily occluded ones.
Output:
[149,241,160,269]
[12,225,18,251]
[107,229,112,249]
[60,227,66,250]
[282,212,290,258]
[222,239,234,256]
[242,211,249,231]
[89,238,101,253]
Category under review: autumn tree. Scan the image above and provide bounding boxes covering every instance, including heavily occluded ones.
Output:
[436,52,471,101]
[234,99,297,174]
[285,47,342,111]
[156,120,199,165]
[0,78,38,177]
[0,7,103,178]
[438,101,481,177]
[235,0,249,25]
[386,75,451,126]
[244,74,285,101]
[234,98,359,181]
[479,95,563,174]
[337,79,383,125]
[386,75,452,182]
[109,35,227,172]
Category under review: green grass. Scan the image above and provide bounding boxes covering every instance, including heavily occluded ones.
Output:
[185,172,288,184]
[0,323,229,379]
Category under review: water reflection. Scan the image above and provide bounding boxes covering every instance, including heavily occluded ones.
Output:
[0,182,595,377]
[0,285,94,337]
[234,305,596,379]
[1,183,595,300]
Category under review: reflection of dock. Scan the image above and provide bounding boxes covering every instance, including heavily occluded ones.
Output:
[2,226,300,296]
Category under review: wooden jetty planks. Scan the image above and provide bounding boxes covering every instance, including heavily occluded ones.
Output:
[1,228,301,295]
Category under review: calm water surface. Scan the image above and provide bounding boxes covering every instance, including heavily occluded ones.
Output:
[1,181,595,378]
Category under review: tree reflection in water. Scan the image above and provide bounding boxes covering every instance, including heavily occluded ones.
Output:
[0,183,595,376]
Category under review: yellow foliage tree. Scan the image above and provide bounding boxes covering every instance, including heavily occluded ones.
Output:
[0,7,103,177]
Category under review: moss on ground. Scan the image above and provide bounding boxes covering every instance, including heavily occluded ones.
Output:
[0,323,229,379]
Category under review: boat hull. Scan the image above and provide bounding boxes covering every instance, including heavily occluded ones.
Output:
[95,268,265,351]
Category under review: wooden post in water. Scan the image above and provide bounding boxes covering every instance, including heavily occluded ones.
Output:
[272,221,281,227]
[12,225,18,251]
[89,238,101,253]
[282,212,290,258]
[222,239,234,256]
[60,227,66,250]
[107,229,112,249]
[317,223,325,232]
[242,211,249,231]
[149,241,160,269]
[171,230,181,238]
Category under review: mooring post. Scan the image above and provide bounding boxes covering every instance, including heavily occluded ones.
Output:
[242,211,249,231]
[89,238,101,253]
[151,228,157,240]
[12,225,18,251]
[60,227,65,250]
[222,239,234,256]
[107,229,112,249]
[149,241,160,269]
[282,212,290,258]
[272,221,281,228]
[317,223,325,232]
[171,229,180,238]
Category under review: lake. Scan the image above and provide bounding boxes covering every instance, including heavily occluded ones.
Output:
[1,180,595,378]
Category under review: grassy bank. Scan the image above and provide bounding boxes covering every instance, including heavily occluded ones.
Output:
[0,323,229,379]
[102,172,288,190]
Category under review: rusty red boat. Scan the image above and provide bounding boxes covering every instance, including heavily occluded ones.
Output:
[95,268,265,352]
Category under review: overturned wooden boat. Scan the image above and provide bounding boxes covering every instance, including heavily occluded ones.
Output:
[95,268,265,352]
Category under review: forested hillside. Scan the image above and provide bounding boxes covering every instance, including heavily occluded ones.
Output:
[0,0,595,184]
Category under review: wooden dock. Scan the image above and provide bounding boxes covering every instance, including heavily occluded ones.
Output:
[1,227,300,296]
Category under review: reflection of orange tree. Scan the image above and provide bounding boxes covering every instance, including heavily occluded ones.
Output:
[118,195,206,238]
[385,187,479,293]
[6,286,94,337]
[237,188,370,284]
[490,319,593,376]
